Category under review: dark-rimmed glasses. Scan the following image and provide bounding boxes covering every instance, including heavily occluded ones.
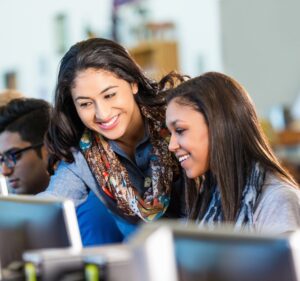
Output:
[0,143,43,171]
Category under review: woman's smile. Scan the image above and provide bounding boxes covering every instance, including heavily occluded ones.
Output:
[97,114,120,130]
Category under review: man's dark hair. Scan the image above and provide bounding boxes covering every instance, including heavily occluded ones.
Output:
[0,98,51,157]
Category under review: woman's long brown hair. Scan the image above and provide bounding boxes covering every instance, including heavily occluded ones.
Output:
[166,72,297,221]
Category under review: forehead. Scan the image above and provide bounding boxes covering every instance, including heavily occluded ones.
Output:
[73,69,120,86]
[0,131,31,153]
[71,68,124,97]
[166,100,201,125]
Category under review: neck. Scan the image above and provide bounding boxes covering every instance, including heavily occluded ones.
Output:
[115,107,145,158]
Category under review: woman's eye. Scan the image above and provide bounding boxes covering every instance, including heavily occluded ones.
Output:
[104,93,116,99]
[79,102,92,108]
[175,128,185,135]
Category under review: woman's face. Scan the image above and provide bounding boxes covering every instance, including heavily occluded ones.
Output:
[166,99,209,179]
[71,68,141,143]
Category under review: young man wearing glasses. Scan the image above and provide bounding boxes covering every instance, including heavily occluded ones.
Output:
[0,97,123,245]
[0,98,50,195]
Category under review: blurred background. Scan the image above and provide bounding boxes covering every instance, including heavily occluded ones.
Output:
[1,0,300,181]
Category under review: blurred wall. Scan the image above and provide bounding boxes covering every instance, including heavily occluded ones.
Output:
[0,0,111,101]
[148,0,223,76]
[0,0,299,119]
[221,0,300,117]
[0,0,222,102]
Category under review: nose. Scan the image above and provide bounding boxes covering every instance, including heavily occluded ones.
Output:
[95,102,111,121]
[1,162,13,177]
[168,134,179,152]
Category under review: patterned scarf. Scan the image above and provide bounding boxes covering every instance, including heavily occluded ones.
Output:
[80,105,179,222]
[197,163,265,231]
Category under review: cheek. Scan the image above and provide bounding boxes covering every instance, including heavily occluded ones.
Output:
[76,107,86,118]
[122,93,136,107]
[14,162,31,179]
[23,161,44,182]
[76,109,93,124]
[19,155,40,172]
[192,141,209,176]
[201,144,210,172]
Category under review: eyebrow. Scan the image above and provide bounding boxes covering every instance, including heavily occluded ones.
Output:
[74,85,118,101]
[167,119,180,128]
[0,147,20,155]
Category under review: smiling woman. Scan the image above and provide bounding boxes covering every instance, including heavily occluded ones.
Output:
[165,72,300,234]
[71,68,141,157]
[167,101,209,179]
[42,37,187,239]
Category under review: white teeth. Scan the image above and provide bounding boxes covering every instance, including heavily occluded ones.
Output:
[178,154,190,163]
[101,115,118,126]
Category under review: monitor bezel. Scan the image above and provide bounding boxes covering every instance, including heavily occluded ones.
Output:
[129,220,300,281]
[0,194,82,250]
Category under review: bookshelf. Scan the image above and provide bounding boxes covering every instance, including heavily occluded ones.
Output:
[129,40,179,81]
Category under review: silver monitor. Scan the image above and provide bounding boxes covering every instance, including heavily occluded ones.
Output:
[23,244,134,281]
[0,175,8,196]
[130,221,300,281]
[0,195,82,274]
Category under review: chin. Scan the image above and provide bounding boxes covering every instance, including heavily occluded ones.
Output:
[185,170,196,179]
[99,128,125,140]
[185,169,203,179]
[13,189,24,195]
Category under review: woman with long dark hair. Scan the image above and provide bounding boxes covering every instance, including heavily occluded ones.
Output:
[166,72,300,233]
[43,37,185,238]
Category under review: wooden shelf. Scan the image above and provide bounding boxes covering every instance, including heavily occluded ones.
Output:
[129,40,179,81]
[276,130,300,146]
[273,130,300,184]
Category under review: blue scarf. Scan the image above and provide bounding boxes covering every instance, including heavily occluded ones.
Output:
[197,163,265,231]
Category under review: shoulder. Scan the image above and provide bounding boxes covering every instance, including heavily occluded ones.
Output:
[42,150,97,205]
[57,150,91,176]
[55,150,96,186]
[254,172,300,234]
[258,173,300,205]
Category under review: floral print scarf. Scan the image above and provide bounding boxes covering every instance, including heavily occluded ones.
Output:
[79,105,179,222]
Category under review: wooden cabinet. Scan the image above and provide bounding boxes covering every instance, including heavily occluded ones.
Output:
[276,130,300,146]
[273,130,300,183]
[129,40,179,80]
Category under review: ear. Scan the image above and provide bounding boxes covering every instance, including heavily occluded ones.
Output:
[131,82,138,95]
[40,145,49,165]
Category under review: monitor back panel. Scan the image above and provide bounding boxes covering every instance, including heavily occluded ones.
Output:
[0,195,81,268]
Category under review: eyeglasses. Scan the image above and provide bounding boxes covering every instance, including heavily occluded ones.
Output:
[0,143,43,171]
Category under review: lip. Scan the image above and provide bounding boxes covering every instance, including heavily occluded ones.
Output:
[180,160,189,169]
[176,153,191,169]
[97,114,120,130]
[8,179,19,189]
[176,153,190,162]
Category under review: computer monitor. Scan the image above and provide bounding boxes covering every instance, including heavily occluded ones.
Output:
[0,175,8,195]
[0,195,82,271]
[130,221,300,281]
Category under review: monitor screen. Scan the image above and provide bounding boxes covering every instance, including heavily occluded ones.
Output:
[130,221,300,281]
[0,195,82,270]
[174,231,297,281]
